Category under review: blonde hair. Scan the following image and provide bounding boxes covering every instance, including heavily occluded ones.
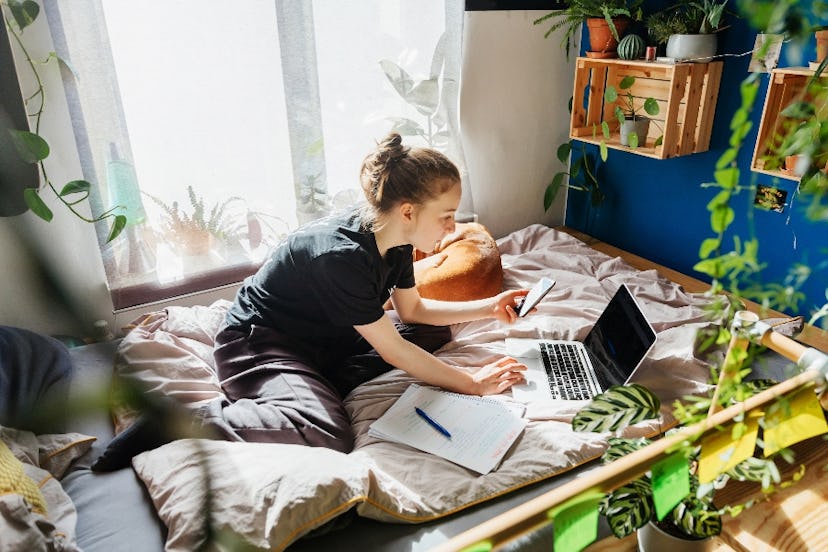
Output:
[359,132,459,226]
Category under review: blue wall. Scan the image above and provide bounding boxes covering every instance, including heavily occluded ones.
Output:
[565,1,827,320]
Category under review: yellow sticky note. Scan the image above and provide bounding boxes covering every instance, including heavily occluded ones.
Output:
[764,385,828,456]
[548,490,604,552]
[698,411,760,484]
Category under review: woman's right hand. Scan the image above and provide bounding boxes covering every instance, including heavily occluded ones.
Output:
[471,356,527,395]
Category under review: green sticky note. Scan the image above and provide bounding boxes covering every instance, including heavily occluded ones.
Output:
[651,453,690,520]
[460,541,492,552]
[764,385,828,456]
[548,490,603,552]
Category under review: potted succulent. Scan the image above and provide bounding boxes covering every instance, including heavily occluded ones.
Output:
[604,75,662,148]
[646,0,729,62]
[533,0,644,59]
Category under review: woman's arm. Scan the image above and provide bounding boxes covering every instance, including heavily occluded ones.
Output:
[390,286,530,327]
[354,315,525,396]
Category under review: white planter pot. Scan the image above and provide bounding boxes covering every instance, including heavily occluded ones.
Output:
[637,521,714,552]
[620,118,650,147]
[666,34,718,62]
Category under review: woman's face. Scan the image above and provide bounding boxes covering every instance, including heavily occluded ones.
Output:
[408,179,461,253]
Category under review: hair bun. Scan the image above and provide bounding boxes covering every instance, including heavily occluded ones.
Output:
[375,132,407,166]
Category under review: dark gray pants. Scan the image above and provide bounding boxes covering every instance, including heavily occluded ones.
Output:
[209,314,450,453]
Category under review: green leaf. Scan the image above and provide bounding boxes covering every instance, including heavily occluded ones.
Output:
[629,131,639,148]
[604,85,618,103]
[671,497,722,538]
[714,167,739,190]
[619,75,636,90]
[693,258,723,279]
[654,135,663,147]
[706,190,730,211]
[698,237,720,259]
[407,78,440,117]
[9,0,40,31]
[780,101,815,119]
[602,120,611,139]
[572,384,661,433]
[602,479,653,538]
[602,436,652,464]
[600,140,608,162]
[545,174,566,211]
[716,147,738,169]
[59,180,91,197]
[8,129,49,163]
[710,204,735,233]
[386,117,424,137]
[643,97,659,116]
[556,142,572,164]
[23,188,53,221]
[379,59,414,99]
[107,214,127,242]
[727,457,780,487]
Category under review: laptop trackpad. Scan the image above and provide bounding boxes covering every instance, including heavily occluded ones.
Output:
[505,338,542,359]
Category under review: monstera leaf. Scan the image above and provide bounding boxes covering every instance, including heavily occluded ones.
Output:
[572,384,661,433]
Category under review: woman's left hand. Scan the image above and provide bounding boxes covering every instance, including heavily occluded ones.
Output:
[471,356,527,395]
[490,289,530,324]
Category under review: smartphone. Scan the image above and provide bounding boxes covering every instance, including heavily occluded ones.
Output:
[516,277,556,317]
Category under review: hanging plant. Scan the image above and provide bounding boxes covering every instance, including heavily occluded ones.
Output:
[2,0,126,241]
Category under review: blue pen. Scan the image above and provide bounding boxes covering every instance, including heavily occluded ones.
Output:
[415,407,452,439]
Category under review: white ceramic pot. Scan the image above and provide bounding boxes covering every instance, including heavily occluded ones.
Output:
[619,118,650,147]
[666,34,718,62]
[637,521,714,552]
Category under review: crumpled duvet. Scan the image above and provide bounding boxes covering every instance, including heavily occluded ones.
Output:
[122,225,718,551]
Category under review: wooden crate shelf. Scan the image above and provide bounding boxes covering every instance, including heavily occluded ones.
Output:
[751,66,827,181]
[569,58,723,159]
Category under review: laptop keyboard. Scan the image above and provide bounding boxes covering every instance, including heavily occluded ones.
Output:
[539,342,596,400]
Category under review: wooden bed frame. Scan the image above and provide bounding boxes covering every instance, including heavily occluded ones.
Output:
[430,227,828,552]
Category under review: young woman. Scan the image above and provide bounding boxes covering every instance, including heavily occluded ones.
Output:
[208,133,530,454]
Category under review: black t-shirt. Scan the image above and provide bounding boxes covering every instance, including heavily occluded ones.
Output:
[224,209,415,343]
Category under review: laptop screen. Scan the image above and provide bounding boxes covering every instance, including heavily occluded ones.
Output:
[582,284,657,390]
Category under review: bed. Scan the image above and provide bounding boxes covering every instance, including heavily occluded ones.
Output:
[2,224,734,551]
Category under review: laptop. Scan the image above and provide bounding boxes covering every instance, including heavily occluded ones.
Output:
[509,284,657,402]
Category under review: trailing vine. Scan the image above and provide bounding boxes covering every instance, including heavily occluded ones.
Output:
[2,0,125,241]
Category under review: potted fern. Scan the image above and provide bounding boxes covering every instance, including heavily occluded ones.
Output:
[144,186,250,257]
[571,371,795,550]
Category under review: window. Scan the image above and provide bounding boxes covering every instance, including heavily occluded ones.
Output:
[44,0,466,310]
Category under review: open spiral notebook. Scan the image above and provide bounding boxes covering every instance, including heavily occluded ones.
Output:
[368,384,527,474]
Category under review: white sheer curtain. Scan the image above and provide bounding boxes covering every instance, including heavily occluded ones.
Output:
[44,0,467,310]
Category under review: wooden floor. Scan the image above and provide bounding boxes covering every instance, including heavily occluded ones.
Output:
[559,226,828,552]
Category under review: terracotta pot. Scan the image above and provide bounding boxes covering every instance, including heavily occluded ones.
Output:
[816,30,828,64]
[785,155,805,177]
[586,17,630,56]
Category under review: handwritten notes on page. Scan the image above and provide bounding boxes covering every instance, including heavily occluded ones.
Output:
[368,384,527,475]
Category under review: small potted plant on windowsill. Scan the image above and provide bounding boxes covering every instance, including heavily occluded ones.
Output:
[647,0,729,62]
[145,186,254,259]
[533,0,644,59]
